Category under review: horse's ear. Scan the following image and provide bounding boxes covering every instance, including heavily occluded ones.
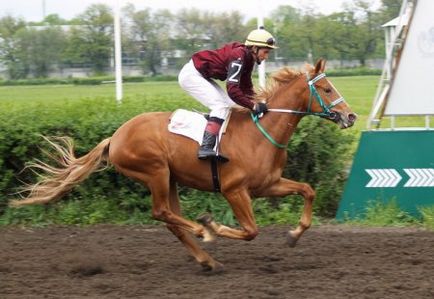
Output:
[314,59,326,74]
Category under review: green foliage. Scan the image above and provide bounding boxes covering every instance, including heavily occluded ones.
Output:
[0,15,27,79]
[345,200,420,227]
[0,75,177,86]
[254,198,306,226]
[63,4,113,74]
[0,78,70,86]
[125,7,173,76]
[180,190,236,226]
[419,206,434,230]
[0,195,156,226]
[16,26,66,78]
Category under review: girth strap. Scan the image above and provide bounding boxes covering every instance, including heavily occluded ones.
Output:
[210,158,221,192]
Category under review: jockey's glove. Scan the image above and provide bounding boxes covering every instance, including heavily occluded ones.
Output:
[253,102,268,116]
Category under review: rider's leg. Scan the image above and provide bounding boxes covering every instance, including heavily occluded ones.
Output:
[178,60,234,160]
[198,117,224,159]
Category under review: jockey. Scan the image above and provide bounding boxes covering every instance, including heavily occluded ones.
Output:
[178,28,278,161]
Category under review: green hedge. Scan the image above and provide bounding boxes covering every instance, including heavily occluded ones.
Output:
[0,96,354,225]
[0,75,178,86]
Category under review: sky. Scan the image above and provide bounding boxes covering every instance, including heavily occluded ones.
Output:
[1,0,382,22]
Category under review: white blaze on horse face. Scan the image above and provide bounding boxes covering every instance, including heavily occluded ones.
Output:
[327,79,345,107]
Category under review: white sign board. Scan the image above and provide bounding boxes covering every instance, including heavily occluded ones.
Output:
[384,0,434,115]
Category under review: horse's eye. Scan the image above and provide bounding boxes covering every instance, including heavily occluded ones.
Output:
[324,88,332,93]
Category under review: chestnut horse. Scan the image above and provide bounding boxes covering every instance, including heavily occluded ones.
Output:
[10,59,356,271]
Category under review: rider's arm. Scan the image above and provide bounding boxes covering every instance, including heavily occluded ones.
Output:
[226,58,255,110]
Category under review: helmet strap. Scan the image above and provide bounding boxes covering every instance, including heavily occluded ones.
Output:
[251,46,261,65]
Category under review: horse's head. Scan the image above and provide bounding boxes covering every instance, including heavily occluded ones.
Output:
[302,59,357,129]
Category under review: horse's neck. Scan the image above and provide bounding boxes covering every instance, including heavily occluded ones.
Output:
[259,82,306,145]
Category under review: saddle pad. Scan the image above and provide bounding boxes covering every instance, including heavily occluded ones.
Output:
[168,109,207,145]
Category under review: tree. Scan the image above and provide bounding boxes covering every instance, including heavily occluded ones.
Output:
[270,5,334,62]
[28,14,68,26]
[63,4,113,74]
[15,26,66,77]
[205,11,248,49]
[344,0,384,66]
[0,15,27,79]
[174,8,210,56]
[379,0,403,22]
[280,13,319,62]
[125,6,173,76]
[326,12,360,65]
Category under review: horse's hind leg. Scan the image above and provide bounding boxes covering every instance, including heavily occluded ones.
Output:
[148,168,215,241]
[166,179,223,271]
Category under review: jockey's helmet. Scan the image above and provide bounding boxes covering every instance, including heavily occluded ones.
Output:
[245,28,278,49]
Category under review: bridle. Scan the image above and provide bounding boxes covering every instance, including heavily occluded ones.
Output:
[267,72,345,118]
[251,72,345,148]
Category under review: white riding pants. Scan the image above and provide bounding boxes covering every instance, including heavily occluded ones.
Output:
[178,60,235,120]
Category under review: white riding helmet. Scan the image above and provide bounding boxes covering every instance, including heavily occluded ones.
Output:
[245,29,278,49]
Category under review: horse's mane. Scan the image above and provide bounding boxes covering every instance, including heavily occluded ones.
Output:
[255,64,312,102]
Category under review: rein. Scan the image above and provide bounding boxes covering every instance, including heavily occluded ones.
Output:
[251,72,345,149]
[250,113,286,149]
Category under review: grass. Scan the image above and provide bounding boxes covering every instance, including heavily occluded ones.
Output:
[0,81,180,102]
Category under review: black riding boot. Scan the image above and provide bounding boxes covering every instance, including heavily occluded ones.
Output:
[198,131,217,160]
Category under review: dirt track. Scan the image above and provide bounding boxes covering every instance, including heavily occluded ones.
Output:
[1,224,433,298]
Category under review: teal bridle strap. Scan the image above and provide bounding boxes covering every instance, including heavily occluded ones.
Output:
[250,113,287,149]
[306,73,344,117]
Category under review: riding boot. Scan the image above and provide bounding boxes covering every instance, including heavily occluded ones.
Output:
[198,131,217,160]
[198,118,229,161]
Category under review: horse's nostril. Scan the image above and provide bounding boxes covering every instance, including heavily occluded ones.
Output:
[348,113,357,123]
[329,112,338,120]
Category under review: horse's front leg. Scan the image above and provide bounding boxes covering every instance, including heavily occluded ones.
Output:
[260,177,315,247]
[198,189,259,241]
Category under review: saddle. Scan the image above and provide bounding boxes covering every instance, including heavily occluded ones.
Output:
[168,109,230,159]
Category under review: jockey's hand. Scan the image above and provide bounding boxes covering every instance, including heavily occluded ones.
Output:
[253,102,268,117]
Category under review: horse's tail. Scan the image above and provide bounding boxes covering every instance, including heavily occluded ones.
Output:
[9,136,111,207]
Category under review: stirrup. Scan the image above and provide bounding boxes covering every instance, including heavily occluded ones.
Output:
[198,148,217,160]
[198,149,229,163]
[215,153,229,163]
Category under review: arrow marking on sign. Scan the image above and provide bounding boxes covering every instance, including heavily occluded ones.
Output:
[365,169,402,188]
[403,168,434,187]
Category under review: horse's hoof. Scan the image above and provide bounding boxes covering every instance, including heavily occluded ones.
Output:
[197,213,213,225]
[202,228,216,243]
[200,261,224,273]
[286,231,298,248]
